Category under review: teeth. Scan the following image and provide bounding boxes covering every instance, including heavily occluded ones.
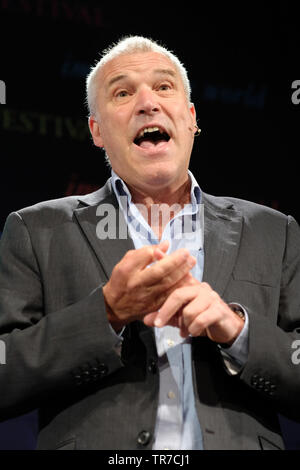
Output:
[138,126,162,138]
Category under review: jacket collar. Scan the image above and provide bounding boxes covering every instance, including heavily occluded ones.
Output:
[201,192,243,296]
[74,181,243,297]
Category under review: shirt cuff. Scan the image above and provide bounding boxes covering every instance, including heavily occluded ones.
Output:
[108,324,125,357]
[218,303,249,375]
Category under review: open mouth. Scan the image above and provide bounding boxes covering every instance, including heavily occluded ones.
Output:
[133,126,171,149]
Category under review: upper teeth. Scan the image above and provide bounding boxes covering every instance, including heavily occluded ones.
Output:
[137,126,162,138]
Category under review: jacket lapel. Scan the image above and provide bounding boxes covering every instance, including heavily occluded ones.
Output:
[73,182,244,293]
[202,193,243,297]
[74,180,134,280]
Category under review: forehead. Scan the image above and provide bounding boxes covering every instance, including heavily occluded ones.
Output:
[99,52,180,87]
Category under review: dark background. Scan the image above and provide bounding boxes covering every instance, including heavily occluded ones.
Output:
[0,0,299,450]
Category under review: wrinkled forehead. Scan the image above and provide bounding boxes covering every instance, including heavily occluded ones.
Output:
[98,51,182,90]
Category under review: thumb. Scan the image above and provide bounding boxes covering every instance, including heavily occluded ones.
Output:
[143,311,159,327]
[153,240,169,261]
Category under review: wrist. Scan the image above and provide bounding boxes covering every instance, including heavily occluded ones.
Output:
[221,304,246,347]
[225,317,245,346]
[103,285,126,333]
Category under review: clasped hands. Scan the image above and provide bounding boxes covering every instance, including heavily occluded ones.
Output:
[103,241,244,345]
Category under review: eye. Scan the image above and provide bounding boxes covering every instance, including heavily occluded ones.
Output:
[115,90,129,99]
[158,83,172,91]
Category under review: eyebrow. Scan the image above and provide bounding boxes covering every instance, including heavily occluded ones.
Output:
[107,74,127,89]
[153,68,177,78]
[107,68,177,89]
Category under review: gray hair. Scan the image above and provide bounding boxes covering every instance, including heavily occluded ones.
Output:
[86,35,192,118]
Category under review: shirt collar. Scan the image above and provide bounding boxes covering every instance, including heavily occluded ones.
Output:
[111,169,202,209]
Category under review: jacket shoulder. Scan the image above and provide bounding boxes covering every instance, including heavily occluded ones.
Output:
[12,182,112,227]
[203,192,289,223]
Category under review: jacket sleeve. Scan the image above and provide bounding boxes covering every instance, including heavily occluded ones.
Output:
[239,215,300,420]
[0,212,124,420]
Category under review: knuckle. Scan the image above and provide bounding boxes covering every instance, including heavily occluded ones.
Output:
[183,306,193,321]
[210,290,220,302]
[178,248,189,258]
[173,288,183,302]
[155,291,168,307]
[167,288,180,304]
[154,265,165,279]
[201,282,212,291]
[126,279,136,290]
[195,315,204,328]
[116,262,128,277]
[143,246,153,257]
[127,276,141,290]
[125,249,135,258]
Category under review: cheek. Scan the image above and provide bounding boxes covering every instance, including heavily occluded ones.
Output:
[103,111,130,145]
[172,103,194,130]
[106,104,130,125]
[98,121,120,149]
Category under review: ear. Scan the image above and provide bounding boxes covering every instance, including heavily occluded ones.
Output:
[189,102,197,126]
[88,116,104,148]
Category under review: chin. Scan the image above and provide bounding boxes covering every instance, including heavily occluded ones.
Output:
[141,166,181,188]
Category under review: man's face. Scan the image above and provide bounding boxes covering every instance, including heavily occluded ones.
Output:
[89,52,196,193]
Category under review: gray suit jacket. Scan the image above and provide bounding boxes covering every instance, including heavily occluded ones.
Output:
[0,179,300,450]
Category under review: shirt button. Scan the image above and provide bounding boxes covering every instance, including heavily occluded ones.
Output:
[167,339,175,347]
[167,390,176,399]
[148,359,157,374]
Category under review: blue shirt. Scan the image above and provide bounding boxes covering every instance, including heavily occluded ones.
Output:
[110,170,248,450]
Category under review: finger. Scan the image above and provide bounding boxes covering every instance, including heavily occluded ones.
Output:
[178,315,190,338]
[186,273,201,286]
[181,291,216,328]
[153,240,169,261]
[175,272,201,289]
[144,310,180,328]
[153,248,166,261]
[156,240,169,253]
[180,328,190,338]
[154,285,200,327]
[139,249,196,287]
[142,270,199,314]
[143,311,159,326]
[122,245,158,272]
[188,306,221,336]
[131,240,172,270]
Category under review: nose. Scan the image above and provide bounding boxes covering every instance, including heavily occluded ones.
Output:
[135,86,161,116]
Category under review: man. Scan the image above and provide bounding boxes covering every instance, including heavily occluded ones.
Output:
[0,36,300,450]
